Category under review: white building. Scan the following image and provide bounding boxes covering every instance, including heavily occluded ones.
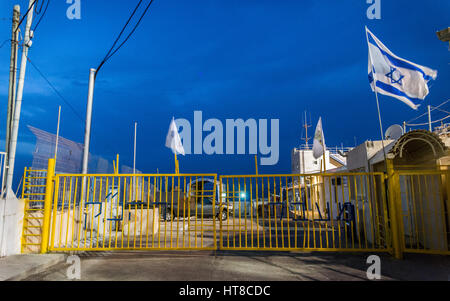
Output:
[291,146,349,174]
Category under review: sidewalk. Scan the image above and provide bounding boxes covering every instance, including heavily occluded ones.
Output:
[0,254,66,281]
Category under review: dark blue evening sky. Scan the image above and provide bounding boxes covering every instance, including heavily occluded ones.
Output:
[0,0,449,186]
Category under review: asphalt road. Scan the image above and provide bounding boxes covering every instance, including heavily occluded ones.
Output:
[23,251,450,281]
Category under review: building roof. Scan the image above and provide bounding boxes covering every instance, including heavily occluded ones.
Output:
[369,130,447,165]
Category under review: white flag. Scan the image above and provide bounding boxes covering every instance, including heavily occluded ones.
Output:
[366,27,437,110]
[165,117,185,155]
[312,117,326,159]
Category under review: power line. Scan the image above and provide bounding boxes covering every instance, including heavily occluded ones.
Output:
[34,0,45,15]
[432,107,450,115]
[406,99,450,124]
[96,0,155,76]
[27,56,124,160]
[103,0,155,63]
[25,55,85,124]
[407,115,450,127]
[405,99,450,126]
[96,0,143,74]
[406,110,429,124]
[15,0,39,34]
[33,0,50,31]
[0,39,10,49]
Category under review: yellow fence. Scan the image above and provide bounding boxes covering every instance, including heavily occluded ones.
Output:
[31,159,450,258]
[21,168,47,253]
[219,173,391,252]
[46,171,218,251]
[395,170,450,255]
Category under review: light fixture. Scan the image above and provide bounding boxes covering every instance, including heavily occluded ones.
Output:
[436,27,450,48]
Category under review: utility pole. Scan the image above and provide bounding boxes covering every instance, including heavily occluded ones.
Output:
[5,5,20,184]
[427,105,432,132]
[5,0,35,194]
[81,68,96,175]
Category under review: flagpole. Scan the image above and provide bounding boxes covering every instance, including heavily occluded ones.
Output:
[133,122,137,174]
[322,153,326,173]
[133,122,137,195]
[366,27,388,168]
[174,153,178,174]
[322,140,326,173]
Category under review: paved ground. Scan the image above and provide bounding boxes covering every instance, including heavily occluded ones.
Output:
[22,251,450,281]
[0,254,66,281]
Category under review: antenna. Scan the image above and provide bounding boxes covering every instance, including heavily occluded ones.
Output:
[301,111,311,149]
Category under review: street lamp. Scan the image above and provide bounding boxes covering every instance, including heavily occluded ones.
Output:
[436,27,450,48]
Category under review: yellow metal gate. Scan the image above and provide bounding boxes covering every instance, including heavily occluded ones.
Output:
[46,172,218,251]
[395,170,450,255]
[35,158,449,257]
[218,173,392,252]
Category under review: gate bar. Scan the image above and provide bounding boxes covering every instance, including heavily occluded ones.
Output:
[40,158,55,254]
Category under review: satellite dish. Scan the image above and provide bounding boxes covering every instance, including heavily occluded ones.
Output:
[385,124,404,140]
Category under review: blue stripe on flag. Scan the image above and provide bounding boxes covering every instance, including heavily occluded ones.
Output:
[375,80,422,103]
[368,34,434,81]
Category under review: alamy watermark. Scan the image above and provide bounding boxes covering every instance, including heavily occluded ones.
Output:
[66,0,81,20]
[366,0,381,20]
[66,255,81,280]
[366,255,381,280]
[175,111,279,166]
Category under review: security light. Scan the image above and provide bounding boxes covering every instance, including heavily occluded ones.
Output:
[436,27,450,47]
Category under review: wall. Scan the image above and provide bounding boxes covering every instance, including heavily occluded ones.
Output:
[291,149,336,174]
[0,189,25,257]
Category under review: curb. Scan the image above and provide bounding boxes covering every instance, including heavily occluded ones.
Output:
[1,254,67,281]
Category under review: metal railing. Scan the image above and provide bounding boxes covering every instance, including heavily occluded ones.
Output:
[47,171,218,251]
[219,173,390,252]
[294,145,353,154]
[21,168,47,253]
[32,158,450,258]
[396,170,450,255]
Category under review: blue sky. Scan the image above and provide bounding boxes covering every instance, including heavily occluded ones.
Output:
[0,0,449,186]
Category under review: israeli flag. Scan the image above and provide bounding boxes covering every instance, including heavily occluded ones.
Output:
[366,27,437,110]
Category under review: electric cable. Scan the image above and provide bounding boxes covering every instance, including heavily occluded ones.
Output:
[25,55,85,124]
[95,0,143,75]
[15,0,38,34]
[95,0,155,76]
[33,0,50,32]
